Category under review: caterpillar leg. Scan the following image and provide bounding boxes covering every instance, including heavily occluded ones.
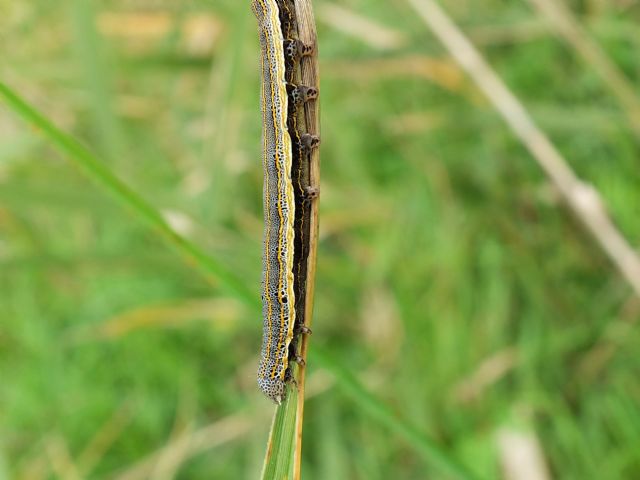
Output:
[284,39,314,64]
[300,133,320,152]
[295,324,312,335]
[288,84,318,105]
[303,186,319,200]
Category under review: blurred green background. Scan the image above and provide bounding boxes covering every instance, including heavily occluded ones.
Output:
[2,0,640,478]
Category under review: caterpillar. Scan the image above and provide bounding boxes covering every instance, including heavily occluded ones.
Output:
[251,0,319,404]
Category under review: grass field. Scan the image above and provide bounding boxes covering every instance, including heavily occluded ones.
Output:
[2,0,640,478]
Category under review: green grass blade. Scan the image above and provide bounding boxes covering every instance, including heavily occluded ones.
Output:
[310,347,483,480]
[261,388,299,480]
[0,80,257,308]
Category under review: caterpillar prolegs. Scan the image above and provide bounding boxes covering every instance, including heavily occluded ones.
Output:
[251,0,319,404]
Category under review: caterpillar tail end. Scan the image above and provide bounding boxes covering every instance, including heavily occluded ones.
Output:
[257,376,286,405]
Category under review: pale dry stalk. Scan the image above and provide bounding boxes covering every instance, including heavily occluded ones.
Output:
[292,1,321,478]
[407,0,640,299]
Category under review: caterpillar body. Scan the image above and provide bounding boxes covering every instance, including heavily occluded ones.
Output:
[252,0,318,404]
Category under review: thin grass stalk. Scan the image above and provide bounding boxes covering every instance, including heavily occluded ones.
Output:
[292,0,320,478]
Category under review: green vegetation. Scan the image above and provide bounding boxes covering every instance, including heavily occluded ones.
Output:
[2,0,640,478]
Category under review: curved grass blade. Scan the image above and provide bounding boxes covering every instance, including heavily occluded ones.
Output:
[0,81,257,309]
